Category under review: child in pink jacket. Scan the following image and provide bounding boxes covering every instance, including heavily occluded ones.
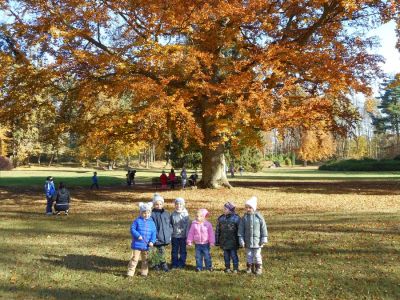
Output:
[187,208,215,272]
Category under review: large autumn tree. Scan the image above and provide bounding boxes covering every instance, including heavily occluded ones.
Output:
[0,1,399,187]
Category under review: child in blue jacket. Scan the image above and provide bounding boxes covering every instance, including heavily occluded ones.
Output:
[127,202,157,277]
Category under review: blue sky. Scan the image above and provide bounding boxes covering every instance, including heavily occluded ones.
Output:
[370,21,400,76]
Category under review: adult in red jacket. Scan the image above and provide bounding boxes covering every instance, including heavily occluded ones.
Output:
[160,171,168,189]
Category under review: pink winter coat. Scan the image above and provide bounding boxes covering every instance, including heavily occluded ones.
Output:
[187,220,215,246]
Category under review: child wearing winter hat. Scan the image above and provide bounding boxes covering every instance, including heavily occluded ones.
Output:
[238,196,268,275]
[170,197,190,269]
[151,193,173,272]
[187,208,215,272]
[215,202,241,273]
[127,202,157,277]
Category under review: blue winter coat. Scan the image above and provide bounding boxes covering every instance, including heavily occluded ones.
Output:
[151,209,173,246]
[44,181,56,198]
[130,216,157,251]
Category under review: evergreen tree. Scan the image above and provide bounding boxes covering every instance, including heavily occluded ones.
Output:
[373,79,400,144]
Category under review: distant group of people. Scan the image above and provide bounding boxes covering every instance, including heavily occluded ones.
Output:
[44,176,70,216]
[226,165,244,177]
[44,168,200,214]
[159,168,198,189]
[127,193,268,277]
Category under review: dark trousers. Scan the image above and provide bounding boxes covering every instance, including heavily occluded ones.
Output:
[90,183,99,190]
[55,203,69,212]
[223,249,239,269]
[46,196,54,214]
[171,237,187,268]
[195,244,212,270]
[156,245,167,264]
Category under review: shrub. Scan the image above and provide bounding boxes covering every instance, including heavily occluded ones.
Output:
[238,147,263,172]
[319,159,400,171]
[0,156,13,170]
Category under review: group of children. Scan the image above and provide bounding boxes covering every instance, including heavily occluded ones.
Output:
[127,193,268,277]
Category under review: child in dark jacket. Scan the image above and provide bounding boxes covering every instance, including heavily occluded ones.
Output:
[215,202,241,273]
[54,182,70,215]
[238,196,268,275]
[151,194,173,271]
[127,202,157,277]
[170,197,190,269]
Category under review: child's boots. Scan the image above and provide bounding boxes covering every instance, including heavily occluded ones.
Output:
[233,264,239,274]
[246,263,253,274]
[254,264,262,275]
[127,260,137,277]
[161,262,169,272]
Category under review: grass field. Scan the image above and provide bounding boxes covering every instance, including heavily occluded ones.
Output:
[0,167,399,299]
[1,166,400,187]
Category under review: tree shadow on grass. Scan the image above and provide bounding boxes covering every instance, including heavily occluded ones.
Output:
[0,186,178,205]
[0,283,162,300]
[230,180,400,195]
[270,212,400,235]
[42,254,127,276]
[268,242,400,257]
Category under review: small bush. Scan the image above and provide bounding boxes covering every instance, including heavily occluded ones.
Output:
[319,158,400,171]
[239,147,263,172]
[0,156,13,170]
[393,155,400,161]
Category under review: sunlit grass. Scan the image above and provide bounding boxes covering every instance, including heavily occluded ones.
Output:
[1,166,400,187]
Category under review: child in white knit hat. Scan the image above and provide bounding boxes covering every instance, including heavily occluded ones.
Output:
[170,197,190,269]
[127,202,157,277]
[238,196,268,275]
[151,193,173,271]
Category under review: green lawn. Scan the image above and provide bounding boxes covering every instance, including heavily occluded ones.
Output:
[1,166,400,187]
[0,167,163,187]
[0,167,399,299]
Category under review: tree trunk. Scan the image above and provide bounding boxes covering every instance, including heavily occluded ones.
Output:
[38,153,41,165]
[145,148,150,169]
[200,144,231,189]
[48,153,54,166]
